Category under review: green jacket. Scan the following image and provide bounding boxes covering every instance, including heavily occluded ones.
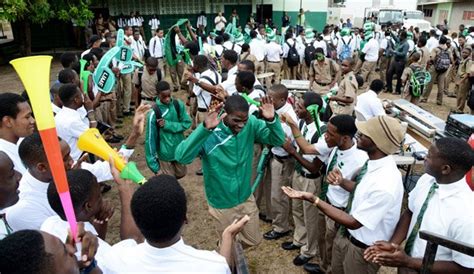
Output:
[175,115,285,209]
[145,99,192,173]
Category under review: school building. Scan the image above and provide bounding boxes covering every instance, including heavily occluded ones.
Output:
[417,0,474,29]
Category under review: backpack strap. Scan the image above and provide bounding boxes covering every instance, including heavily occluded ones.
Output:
[172,99,181,120]
[152,103,162,151]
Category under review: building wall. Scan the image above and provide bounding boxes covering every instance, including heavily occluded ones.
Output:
[450,2,474,29]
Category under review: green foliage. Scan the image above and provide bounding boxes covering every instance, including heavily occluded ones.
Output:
[0,0,93,25]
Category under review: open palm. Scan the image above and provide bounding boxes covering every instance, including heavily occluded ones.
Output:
[258,96,275,121]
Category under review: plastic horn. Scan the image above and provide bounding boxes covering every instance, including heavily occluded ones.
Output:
[198,36,204,55]
[77,128,146,184]
[10,56,79,240]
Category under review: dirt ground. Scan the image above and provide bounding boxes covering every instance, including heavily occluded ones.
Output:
[0,59,461,273]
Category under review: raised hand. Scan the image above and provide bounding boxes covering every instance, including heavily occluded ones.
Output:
[364,241,398,263]
[132,104,151,135]
[282,113,297,128]
[93,199,115,225]
[204,102,226,130]
[258,96,275,121]
[327,168,343,185]
[72,153,89,170]
[67,222,98,268]
[281,186,315,202]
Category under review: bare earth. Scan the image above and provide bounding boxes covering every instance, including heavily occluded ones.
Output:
[0,59,459,273]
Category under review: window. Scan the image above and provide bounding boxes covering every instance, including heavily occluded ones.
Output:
[422,9,433,17]
[463,11,474,21]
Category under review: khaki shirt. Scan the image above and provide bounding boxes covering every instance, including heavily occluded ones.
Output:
[430,46,454,64]
[456,58,472,85]
[240,52,257,64]
[418,46,430,69]
[133,68,160,99]
[309,58,341,84]
[336,71,358,114]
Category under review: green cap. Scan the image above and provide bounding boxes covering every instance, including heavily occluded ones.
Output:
[340,28,351,36]
[305,28,315,40]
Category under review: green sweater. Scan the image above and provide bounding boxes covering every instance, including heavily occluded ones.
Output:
[175,115,285,209]
[145,99,192,173]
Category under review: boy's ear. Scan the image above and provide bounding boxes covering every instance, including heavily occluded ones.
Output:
[36,162,49,173]
[1,116,14,128]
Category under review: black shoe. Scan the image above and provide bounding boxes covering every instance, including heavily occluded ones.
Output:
[114,134,124,140]
[293,254,312,266]
[281,241,301,251]
[263,229,290,240]
[195,168,203,176]
[303,263,324,274]
[106,136,121,143]
[259,213,272,223]
[123,111,133,116]
[99,183,112,194]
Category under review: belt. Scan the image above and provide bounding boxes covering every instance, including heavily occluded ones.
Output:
[99,99,113,102]
[267,60,280,63]
[298,170,321,179]
[316,82,330,86]
[344,232,369,249]
[156,57,163,59]
[141,96,155,101]
[274,154,291,163]
[197,108,208,112]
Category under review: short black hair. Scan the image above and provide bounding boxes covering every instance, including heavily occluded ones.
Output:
[329,114,357,138]
[0,230,52,274]
[250,30,257,39]
[58,83,80,106]
[439,35,447,45]
[236,71,255,90]
[241,43,250,52]
[58,68,77,84]
[0,93,27,122]
[222,33,230,42]
[303,91,323,109]
[131,175,187,242]
[145,56,158,67]
[315,47,324,54]
[435,137,474,174]
[48,169,96,220]
[369,79,384,93]
[90,48,104,60]
[82,53,95,68]
[223,50,238,64]
[60,52,78,69]
[239,60,255,73]
[156,81,171,93]
[50,83,63,97]
[215,36,224,45]
[355,75,364,88]
[184,41,200,56]
[442,29,448,35]
[418,36,427,47]
[193,55,209,70]
[18,132,50,168]
[224,94,250,114]
[269,84,289,100]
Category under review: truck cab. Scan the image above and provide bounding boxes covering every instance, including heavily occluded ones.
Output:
[403,10,431,33]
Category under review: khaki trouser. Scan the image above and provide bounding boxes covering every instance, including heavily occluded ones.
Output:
[169,61,185,90]
[445,64,457,95]
[331,102,354,116]
[359,61,377,87]
[379,56,391,84]
[255,151,273,219]
[343,240,380,274]
[292,173,322,261]
[96,100,112,125]
[354,58,363,74]
[423,67,447,105]
[331,233,350,274]
[120,73,132,112]
[270,157,295,233]
[196,110,208,125]
[157,57,166,78]
[158,160,187,179]
[456,79,470,112]
[208,195,262,248]
[255,60,265,76]
[311,82,331,94]
[266,61,281,87]
[299,64,309,80]
[282,60,297,80]
[116,77,124,117]
[324,216,338,273]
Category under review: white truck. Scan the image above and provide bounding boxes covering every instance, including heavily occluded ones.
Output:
[364,8,431,32]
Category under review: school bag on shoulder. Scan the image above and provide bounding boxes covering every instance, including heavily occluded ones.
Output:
[408,65,427,98]
[151,100,181,150]
[338,38,352,61]
[287,42,300,67]
[325,39,337,59]
[137,66,162,87]
[434,47,451,73]
[304,43,317,67]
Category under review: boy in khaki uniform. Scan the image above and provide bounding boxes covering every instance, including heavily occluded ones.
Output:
[329,58,358,115]
[309,48,341,94]
[455,47,473,112]
[401,52,424,105]
[133,57,161,105]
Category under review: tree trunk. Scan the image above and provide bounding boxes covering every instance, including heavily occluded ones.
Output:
[17,20,32,56]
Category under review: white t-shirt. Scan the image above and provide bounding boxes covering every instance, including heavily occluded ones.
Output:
[0,138,26,174]
[361,38,379,62]
[355,90,386,120]
[148,18,160,31]
[349,155,404,246]
[298,121,320,174]
[214,16,227,31]
[223,41,242,55]
[194,69,222,109]
[244,87,265,115]
[6,170,57,231]
[148,36,164,58]
[427,37,439,52]
[265,42,283,62]
[101,238,231,274]
[407,175,474,268]
[249,39,266,61]
[325,144,368,208]
[272,103,298,157]
[221,66,238,96]
[55,106,89,161]
[313,40,328,56]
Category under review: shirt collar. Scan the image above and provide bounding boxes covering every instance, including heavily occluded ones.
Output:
[228,66,238,75]
[21,170,50,193]
[367,155,393,173]
[276,102,292,116]
[142,238,185,255]
[437,177,471,200]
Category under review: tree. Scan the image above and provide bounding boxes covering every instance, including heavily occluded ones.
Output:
[0,0,93,55]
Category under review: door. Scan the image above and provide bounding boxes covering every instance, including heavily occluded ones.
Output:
[256,4,273,26]
[224,5,252,29]
[438,10,448,25]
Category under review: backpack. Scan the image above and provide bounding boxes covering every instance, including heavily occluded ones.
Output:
[304,43,317,67]
[408,64,427,97]
[338,38,352,61]
[287,42,300,67]
[325,39,337,59]
[254,84,266,94]
[151,100,181,151]
[199,69,221,110]
[434,47,451,73]
[137,66,162,87]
